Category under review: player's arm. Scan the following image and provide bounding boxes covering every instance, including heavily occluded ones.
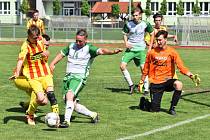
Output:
[168,34,178,43]
[148,31,155,51]
[146,22,154,51]
[50,45,70,72]
[174,51,200,86]
[97,48,123,55]
[50,52,65,72]
[122,23,132,49]
[41,20,46,34]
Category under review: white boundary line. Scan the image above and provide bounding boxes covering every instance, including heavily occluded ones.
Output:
[117,114,210,140]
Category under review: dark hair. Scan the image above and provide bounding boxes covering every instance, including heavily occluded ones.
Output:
[155,30,168,38]
[27,25,40,36]
[33,9,39,14]
[153,13,163,20]
[76,29,88,38]
[42,34,50,41]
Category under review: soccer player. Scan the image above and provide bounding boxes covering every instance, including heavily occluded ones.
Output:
[27,9,45,34]
[11,34,51,112]
[139,30,199,115]
[120,6,154,95]
[50,29,123,128]
[11,25,59,125]
[145,13,178,48]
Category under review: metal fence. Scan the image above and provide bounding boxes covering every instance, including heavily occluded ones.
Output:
[0,25,178,44]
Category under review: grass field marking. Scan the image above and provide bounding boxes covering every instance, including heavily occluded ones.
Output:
[117,114,210,140]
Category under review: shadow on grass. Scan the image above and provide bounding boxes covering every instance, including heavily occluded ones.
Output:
[3,115,45,124]
[181,89,210,107]
[129,105,170,114]
[6,107,44,113]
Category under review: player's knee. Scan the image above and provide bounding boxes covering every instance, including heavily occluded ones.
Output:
[120,63,126,71]
[174,80,183,90]
[66,91,75,101]
[36,92,48,105]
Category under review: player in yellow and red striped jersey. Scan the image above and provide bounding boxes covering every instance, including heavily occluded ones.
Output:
[27,9,45,35]
[12,25,59,125]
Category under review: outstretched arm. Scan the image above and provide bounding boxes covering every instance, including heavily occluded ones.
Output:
[168,34,178,43]
[97,48,123,55]
[50,53,65,72]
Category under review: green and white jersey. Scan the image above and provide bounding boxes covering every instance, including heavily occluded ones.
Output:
[122,20,153,51]
[61,43,99,78]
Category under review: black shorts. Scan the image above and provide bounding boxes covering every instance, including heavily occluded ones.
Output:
[150,79,177,94]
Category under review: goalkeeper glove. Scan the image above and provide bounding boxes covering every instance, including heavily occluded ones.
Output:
[191,74,201,87]
[138,80,144,93]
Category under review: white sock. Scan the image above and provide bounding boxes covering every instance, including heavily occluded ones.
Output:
[122,69,133,86]
[144,76,149,92]
[74,103,94,117]
[64,100,74,122]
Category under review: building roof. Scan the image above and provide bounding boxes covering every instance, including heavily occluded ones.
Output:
[91,2,141,13]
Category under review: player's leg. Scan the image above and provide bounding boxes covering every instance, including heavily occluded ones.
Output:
[26,79,48,125]
[150,83,164,112]
[25,91,38,125]
[60,74,84,128]
[74,101,99,123]
[165,79,182,115]
[42,75,59,114]
[135,50,149,95]
[14,76,32,111]
[120,51,135,94]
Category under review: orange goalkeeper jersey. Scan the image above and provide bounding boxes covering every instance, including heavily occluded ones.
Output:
[18,39,51,79]
[142,46,189,84]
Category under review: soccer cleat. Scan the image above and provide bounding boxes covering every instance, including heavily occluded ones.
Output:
[51,104,59,114]
[91,112,99,123]
[19,101,29,112]
[129,85,135,95]
[26,114,35,125]
[169,106,176,115]
[59,121,70,128]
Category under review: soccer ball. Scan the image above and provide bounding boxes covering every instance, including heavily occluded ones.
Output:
[45,112,60,128]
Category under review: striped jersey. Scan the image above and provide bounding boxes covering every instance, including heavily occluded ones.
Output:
[61,43,99,78]
[27,18,45,34]
[122,20,153,51]
[18,39,51,79]
[145,25,167,44]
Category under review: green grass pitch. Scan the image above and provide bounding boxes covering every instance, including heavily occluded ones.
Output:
[1,44,210,140]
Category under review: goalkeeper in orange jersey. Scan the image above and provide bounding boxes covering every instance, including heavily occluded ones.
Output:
[139,30,200,115]
[10,25,59,125]
[27,9,45,34]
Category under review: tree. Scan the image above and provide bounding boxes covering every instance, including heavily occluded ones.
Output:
[20,0,30,14]
[145,0,152,19]
[53,0,61,15]
[111,4,120,19]
[81,0,90,16]
[176,0,184,16]
[192,0,201,16]
[159,0,167,15]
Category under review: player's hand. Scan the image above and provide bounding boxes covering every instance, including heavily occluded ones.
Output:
[50,64,55,73]
[8,75,16,80]
[138,80,144,93]
[114,48,123,54]
[191,74,200,86]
